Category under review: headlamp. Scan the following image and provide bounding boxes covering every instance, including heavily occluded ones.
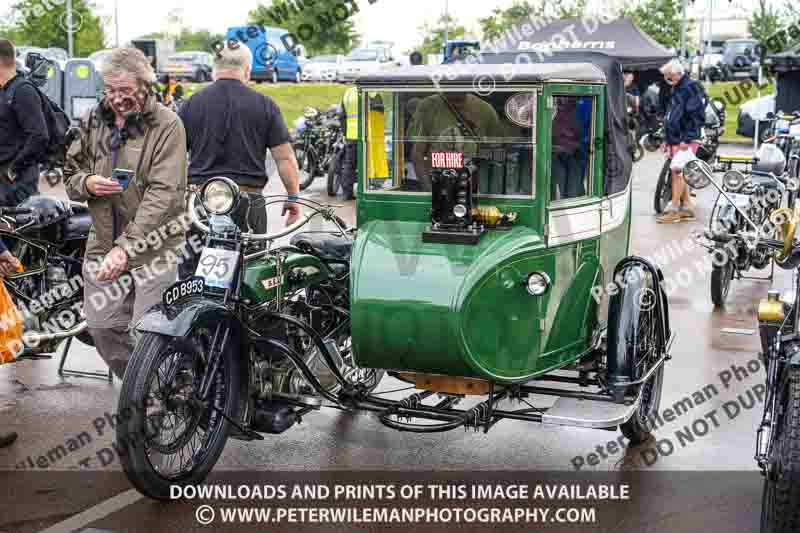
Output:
[722,170,745,192]
[525,272,551,296]
[201,177,239,216]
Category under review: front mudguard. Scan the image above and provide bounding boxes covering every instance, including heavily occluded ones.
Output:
[606,256,671,401]
[134,298,251,421]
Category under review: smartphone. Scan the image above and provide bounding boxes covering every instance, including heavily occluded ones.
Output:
[111,168,134,190]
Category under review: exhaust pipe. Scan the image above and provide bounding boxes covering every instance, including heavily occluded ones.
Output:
[23,320,88,345]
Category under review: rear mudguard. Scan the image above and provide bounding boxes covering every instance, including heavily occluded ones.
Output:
[606,256,671,401]
[134,298,250,421]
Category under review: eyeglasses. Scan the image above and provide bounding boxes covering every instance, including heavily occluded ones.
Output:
[103,86,138,98]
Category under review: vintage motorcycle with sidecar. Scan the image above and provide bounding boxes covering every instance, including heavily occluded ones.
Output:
[117,55,674,500]
[684,158,800,533]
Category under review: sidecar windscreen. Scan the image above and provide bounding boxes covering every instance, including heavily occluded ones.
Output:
[364,90,536,197]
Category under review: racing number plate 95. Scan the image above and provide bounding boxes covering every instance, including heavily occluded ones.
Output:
[163,276,205,308]
[195,247,239,289]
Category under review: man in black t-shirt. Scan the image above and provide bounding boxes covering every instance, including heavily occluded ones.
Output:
[0,39,48,206]
[178,41,301,277]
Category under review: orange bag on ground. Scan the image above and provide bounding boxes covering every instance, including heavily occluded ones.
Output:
[0,264,25,364]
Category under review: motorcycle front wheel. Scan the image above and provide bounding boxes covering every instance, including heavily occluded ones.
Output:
[761,366,800,533]
[710,248,734,307]
[117,323,239,500]
[653,159,673,214]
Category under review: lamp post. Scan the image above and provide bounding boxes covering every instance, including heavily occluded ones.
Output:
[66,0,74,57]
[443,0,449,45]
[679,0,688,61]
[115,0,120,47]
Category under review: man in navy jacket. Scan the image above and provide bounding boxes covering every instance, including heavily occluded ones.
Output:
[657,59,706,224]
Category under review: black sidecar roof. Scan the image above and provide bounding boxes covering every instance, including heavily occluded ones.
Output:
[356,62,606,87]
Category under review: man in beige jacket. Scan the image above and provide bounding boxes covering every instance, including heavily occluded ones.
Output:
[64,48,187,378]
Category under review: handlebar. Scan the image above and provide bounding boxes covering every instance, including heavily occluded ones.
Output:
[0,207,32,216]
[188,193,315,241]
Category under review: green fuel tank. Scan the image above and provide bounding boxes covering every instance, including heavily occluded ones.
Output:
[350,221,601,382]
[241,253,330,305]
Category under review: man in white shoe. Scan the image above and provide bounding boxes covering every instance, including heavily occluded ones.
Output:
[656,59,706,224]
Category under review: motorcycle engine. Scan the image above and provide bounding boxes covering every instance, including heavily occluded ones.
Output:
[251,288,348,402]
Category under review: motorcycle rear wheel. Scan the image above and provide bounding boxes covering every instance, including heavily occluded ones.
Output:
[117,324,238,500]
[761,366,800,533]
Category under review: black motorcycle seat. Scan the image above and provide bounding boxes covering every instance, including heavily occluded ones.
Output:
[64,211,92,240]
[290,232,352,261]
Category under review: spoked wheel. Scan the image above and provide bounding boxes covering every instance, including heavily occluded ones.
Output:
[117,322,239,500]
[761,367,800,533]
[615,278,664,445]
[296,146,316,191]
[326,151,343,197]
[653,159,673,214]
[710,246,734,307]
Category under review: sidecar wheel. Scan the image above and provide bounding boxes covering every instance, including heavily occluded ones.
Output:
[761,367,800,533]
[117,326,239,500]
[607,268,664,445]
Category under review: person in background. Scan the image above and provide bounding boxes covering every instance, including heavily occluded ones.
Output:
[624,71,640,115]
[340,85,358,200]
[177,41,301,278]
[0,240,21,448]
[408,92,502,191]
[550,96,587,200]
[64,48,187,379]
[656,58,706,224]
[0,39,48,207]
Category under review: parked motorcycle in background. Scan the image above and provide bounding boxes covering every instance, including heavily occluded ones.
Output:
[697,144,789,305]
[0,197,93,357]
[293,106,344,192]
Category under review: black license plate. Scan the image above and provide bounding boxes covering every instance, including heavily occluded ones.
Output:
[163,276,205,308]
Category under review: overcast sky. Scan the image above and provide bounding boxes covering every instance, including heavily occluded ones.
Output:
[0,0,757,54]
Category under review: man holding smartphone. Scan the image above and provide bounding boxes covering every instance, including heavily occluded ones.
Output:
[177,41,301,278]
[64,48,187,378]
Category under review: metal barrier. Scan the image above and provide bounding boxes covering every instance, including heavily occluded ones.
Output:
[63,59,101,123]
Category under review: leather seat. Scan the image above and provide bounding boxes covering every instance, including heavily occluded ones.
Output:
[290,232,352,261]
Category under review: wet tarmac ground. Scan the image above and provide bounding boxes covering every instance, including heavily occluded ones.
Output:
[0,146,780,532]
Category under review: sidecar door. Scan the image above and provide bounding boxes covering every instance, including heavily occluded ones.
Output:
[541,83,605,355]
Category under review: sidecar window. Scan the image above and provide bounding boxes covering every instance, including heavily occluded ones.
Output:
[550,94,595,201]
[364,89,536,197]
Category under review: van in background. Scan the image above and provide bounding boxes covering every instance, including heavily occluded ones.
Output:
[225,25,305,83]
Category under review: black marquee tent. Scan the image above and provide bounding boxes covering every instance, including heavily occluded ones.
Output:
[486,17,675,100]
[768,45,800,114]
[487,17,675,70]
